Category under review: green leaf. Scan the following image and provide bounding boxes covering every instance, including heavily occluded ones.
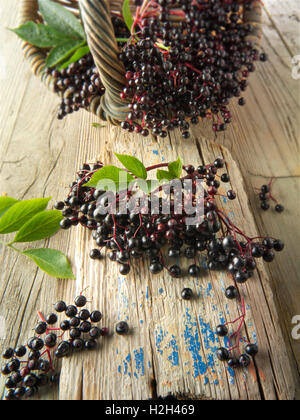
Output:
[58,45,90,70]
[114,153,147,180]
[38,0,85,40]
[156,170,176,183]
[168,156,183,179]
[84,165,135,190]
[46,39,84,67]
[116,37,130,43]
[0,197,19,218]
[12,210,63,243]
[23,248,75,279]
[0,197,51,234]
[122,0,134,32]
[136,179,159,194]
[9,22,69,47]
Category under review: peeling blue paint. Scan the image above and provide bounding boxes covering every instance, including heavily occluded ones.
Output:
[159,288,164,294]
[168,335,179,367]
[134,348,145,376]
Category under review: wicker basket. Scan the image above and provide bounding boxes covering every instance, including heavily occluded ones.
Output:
[19,0,263,125]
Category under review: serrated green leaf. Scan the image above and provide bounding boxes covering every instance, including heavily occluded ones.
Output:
[0,197,19,218]
[23,248,75,279]
[0,198,51,234]
[12,210,63,243]
[156,170,176,183]
[38,0,85,40]
[9,22,69,47]
[168,156,183,179]
[84,165,135,190]
[58,45,90,70]
[114,153,147,180]
[46,39,84,67]
[122,0,134,32]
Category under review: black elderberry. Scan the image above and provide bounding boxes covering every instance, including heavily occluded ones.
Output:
[89,327,101,339]
[170,265,182,278]
[261,201,270,211]
[90,310,102,323]
[65,305,78,318]
[89,249,101,260]
[227,190,236,200]
[74,295,87,307]
[15,346,27,357]
[245,343,258,356]
[79,309,90,321]
[28,350,41,361]
[60,320,71,331]
[181,288,193,300]
[116,321,129,335]
[24,374,37,388]
[273,239,284,252]
[120,264,131,275]
[5,389,16,400]
[54,201,65,210]
[216,325,228,337]
[30,338,44,352]
[70,328,81,340]
[85,339,97,350]
[35,321,48,335]
[216,347,230,361]
[55,341,71,359]
[72,338,84,350]
[275,204,284,213]
[55,301,67,313]
[221,173,229,183]
[2,348,14,360]
[225,286,238,300]
[5,377,17,389]
[46,313,58,325]
[80,321,92,333]
[149,262,164,274]
[45,333,57,348]
[227,357,240,369]
[263,249,275,263]
[1,364,11,375]
[39,360,50,372]
[188,264,201,277]
[239,354,251,367]
[70,317,81,328]
[60,218,72,230]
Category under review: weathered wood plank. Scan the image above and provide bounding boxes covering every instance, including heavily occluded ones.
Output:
[56,126,294,400]
[0,0,299,400]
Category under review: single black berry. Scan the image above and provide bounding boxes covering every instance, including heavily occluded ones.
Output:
[116,321,129,335]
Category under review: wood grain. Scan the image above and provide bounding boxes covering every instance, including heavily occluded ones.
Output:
[0,0,299,400]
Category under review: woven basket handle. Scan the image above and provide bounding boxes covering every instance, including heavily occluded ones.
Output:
[79,0,129,123]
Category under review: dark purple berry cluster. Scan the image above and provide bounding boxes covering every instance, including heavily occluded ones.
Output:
[257,179,284,213]
[118,0,268,137]
[56,158,284,302]
[1,294,107,400]
[47,54,105,120]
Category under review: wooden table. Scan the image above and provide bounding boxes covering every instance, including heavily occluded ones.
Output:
[0,0,299,400]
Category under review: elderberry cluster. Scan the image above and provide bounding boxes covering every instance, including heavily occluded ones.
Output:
[1,294,107,400]
[119,0,268,137]
[47,54,105,120]
[258,182,284,213]
[56,157,284,305]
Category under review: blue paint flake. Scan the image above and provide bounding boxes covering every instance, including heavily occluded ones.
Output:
[159,288,164,294]
[134,348,145,377]
[168,335,179,367]
[153,150,159,156]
